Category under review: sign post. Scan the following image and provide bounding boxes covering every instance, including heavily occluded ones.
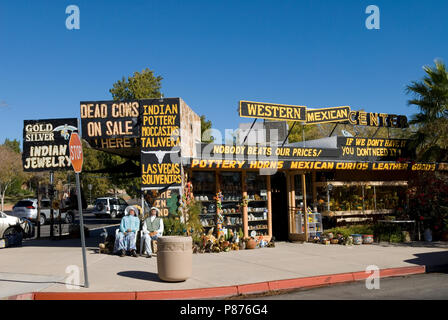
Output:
[69,132,89,288]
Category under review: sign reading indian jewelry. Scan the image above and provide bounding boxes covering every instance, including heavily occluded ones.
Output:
[141,98,182,189]
[22,118,78,172]
[239,100,307,122]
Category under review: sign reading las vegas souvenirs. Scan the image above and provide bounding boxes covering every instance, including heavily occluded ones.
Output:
[22,118,79,172]
[141,98,182,189]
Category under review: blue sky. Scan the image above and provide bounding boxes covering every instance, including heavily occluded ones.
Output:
[1,0,447,145]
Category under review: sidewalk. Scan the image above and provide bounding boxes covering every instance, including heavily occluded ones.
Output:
[1,237,448,299]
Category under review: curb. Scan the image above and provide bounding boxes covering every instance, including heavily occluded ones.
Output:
[14,265,425,300]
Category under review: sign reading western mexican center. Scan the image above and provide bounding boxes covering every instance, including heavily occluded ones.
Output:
[22,118,78,171]
[239,100,408,128]
[141,98,182,189]
[239,100,307,122]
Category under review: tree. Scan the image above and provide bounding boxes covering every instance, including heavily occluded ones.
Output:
[110,68,163,101]
[0,145,24,211]
[406,60,448,162]
[3,138,20,153]
[107,67,165,198]
[200,115,214,143]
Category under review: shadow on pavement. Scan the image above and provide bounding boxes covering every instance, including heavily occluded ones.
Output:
[117,271,163,283]
[376,241,448,249]
[404,251,448,273]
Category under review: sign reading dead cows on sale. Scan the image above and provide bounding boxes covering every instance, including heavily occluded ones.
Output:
[80,100,140,139]
[22,118,78,172]
[141,98,182,189]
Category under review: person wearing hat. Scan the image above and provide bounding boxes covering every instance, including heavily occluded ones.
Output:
[142,207,164,258]
[116,206,140,257]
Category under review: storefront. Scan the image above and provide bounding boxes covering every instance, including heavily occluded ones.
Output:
[79,98,448,243]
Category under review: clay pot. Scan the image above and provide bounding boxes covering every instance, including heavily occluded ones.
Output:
[330,239,339,244]
[246,239,257,249]
[362,235,374,244]
[441,231,448,242]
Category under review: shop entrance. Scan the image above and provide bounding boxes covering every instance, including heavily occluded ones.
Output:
[271,172,289,241]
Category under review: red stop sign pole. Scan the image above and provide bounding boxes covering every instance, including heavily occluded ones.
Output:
[69,133,89,288]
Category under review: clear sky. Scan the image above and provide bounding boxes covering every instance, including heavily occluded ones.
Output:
[1,0,447,146]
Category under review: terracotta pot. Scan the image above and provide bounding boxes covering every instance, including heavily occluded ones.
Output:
[441,231,448,242]
[246,239,257,249]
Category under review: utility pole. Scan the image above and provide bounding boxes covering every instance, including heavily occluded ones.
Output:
[49,171,54,239]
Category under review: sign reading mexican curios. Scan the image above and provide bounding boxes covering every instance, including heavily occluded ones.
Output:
[22,118,78,172]
[239,100,307,122]
[141,98,182,189]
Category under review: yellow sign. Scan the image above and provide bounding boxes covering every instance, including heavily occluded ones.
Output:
[306,106,351,125]
[239,100,306,122]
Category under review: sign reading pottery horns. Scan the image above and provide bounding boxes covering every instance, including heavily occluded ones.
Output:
[22,118,79,172]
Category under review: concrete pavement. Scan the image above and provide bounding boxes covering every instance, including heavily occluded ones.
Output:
[1,236,448,299]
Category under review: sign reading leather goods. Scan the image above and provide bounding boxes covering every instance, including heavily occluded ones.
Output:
[141,98,182,189]
[239,100,306,122]
[306,106,351,125]
[22,118,78,171]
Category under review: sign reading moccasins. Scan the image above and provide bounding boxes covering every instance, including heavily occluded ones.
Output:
[141,98,182,189]
[22,118,79,171]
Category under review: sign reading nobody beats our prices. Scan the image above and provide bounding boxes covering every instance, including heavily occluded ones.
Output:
[141,98,182,189]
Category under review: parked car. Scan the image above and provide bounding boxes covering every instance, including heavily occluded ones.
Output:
[11,198,74,225]
[93,197,128,218]
[0,211,34,240]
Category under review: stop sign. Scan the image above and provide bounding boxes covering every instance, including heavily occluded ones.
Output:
[69,132,83,173]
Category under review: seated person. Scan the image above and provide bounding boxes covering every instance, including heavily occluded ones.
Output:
[116,206,140,257]
[142,207,164,258]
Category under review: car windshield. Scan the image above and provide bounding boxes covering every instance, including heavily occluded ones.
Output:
[14,200,34,207]
[95,199,107,205]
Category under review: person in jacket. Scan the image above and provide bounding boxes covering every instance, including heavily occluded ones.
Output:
[142,207,164,258]
[117,206,140,257]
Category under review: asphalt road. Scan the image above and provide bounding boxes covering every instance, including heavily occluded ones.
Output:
[241,273,448,300]
[23,210,121,238]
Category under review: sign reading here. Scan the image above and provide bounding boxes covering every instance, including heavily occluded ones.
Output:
[239,100,306,122]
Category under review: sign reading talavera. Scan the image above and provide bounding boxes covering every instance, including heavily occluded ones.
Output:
[239,100,307,122]
[141,98,182,189]
[22,118,78,171]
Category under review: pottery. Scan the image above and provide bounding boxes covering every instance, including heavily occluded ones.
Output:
[246,239,257,249]
[352,234,363,245]
[362,234,374,244]
[330,238,339,244]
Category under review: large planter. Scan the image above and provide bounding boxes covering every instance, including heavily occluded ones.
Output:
[157,236,192,282]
